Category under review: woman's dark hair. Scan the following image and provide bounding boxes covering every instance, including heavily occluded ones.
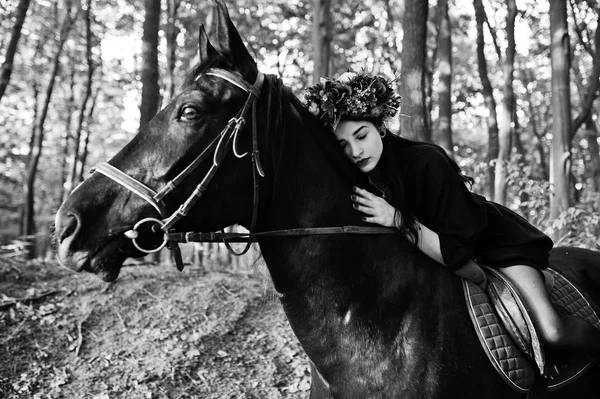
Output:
[379,131,474,246]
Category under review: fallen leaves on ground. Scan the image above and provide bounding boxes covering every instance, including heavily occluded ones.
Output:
[0,259,310,398]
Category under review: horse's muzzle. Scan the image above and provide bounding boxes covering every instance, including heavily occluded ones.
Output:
[55,207,87,272]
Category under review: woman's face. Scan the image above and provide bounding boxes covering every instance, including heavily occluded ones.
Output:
[334,120,383,173]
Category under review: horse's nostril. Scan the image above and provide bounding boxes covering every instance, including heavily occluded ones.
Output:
[55,209,86,270]
[59,213,80,243]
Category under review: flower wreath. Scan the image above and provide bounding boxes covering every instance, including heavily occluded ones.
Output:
[303,71,401,130]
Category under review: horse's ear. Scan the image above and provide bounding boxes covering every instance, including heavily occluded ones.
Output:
[212,0,257,79]
[198,24,218,63]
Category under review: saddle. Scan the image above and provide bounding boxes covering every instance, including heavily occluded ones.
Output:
[463,266,599,393]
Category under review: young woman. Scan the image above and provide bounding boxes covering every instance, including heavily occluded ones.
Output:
[303,71,600,363]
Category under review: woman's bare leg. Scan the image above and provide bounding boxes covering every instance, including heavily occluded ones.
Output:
[496,265,600,359]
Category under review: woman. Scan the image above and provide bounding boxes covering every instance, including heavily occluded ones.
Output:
[303,71,600,364]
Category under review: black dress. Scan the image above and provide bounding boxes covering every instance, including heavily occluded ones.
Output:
[372,134,553,271]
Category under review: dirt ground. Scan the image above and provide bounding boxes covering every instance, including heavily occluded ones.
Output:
[0,256,310,399]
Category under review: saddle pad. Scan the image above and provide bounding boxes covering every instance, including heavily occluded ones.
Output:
[463,279,535,393]
[544,268,598,390]
[463,267,600,393]
[546,268,600,329]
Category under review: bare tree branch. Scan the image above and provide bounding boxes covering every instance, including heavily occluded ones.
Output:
[0,0,32,102]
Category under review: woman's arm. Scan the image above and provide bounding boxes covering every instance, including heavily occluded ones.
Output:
[411,222,487,287]
[352,186,487,287]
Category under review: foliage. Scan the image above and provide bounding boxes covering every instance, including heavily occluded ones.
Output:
[303,71,401,129]
[461,153,600,251]
[504,155,600,250]
[548,195,600,250]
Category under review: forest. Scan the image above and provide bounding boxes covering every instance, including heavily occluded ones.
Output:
[1,0,600,257]
[1,0,600,398]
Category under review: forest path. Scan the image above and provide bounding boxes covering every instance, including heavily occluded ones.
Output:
[0,259,310,398]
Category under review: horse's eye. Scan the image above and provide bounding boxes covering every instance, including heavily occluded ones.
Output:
[180,105,201,122]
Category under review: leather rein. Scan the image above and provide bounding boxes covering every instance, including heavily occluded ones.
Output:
[90,68,400,271]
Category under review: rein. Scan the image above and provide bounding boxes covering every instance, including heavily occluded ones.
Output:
[166,225,401,243]
[90,68,400,271]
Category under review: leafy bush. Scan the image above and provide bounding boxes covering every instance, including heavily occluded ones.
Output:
[506,157,600,250]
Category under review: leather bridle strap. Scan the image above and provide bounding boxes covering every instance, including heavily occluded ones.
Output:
[92,127,227,215]
[154,70,264,202]
[224,92,266,255]
[166,225,401,243]
[153,122,240,201]
[205,70,260,97]
[160,71,265,232]
[90,69,265,271]
[92,162,169,218]
[89,68,401,272]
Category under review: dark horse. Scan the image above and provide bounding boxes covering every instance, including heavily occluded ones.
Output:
[55,1,599,397]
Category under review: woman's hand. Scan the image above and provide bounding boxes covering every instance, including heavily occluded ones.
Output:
[455,260,488,289]
[351,186,398,228]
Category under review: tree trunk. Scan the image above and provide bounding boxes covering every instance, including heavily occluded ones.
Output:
[571,39,600,195]
[140,0,161,263]
[0,0,32,103]
[77,90,99,182]
[311,0,332,83]
[60,68,76,204]
[437,0,453,156]
[522,68,549,180]
[383,0,402,66]
[64,0,94,199]
[18,34,41,238]
[473,0,499,199]
[569,4,600,197]
[583,119,600,192]
[23,6,75,258]
[21,79,39,237]
[570,4,600,142]
[549,0,572,226]
[165,0,180,101]
[140,0,161,129]
[423,3,438,135]
[493,0,517,205]
[399,0,430,141]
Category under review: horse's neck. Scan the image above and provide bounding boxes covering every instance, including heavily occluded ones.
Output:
[254,103,469,374]
[262,119,355,229]
[257,104,419,298]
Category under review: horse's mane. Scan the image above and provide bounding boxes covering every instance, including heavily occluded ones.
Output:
[177,60,445,320]
[179,60,369,215]
[265,75,368,190]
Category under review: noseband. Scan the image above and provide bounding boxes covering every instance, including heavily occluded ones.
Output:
[90,68,400,271]
[91,69,265,270]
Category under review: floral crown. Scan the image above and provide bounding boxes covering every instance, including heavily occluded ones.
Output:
[303,71,401,130]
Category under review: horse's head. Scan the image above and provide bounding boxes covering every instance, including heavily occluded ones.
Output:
[55,0,269,281]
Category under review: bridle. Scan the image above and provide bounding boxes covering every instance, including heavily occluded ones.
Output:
[90,68,264,269]
[90,68,400,271]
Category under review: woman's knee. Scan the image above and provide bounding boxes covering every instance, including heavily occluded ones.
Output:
[536,316,567,347]
[497,265,570,346]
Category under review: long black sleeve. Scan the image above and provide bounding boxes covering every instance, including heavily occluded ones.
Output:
[411,149,488,270]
